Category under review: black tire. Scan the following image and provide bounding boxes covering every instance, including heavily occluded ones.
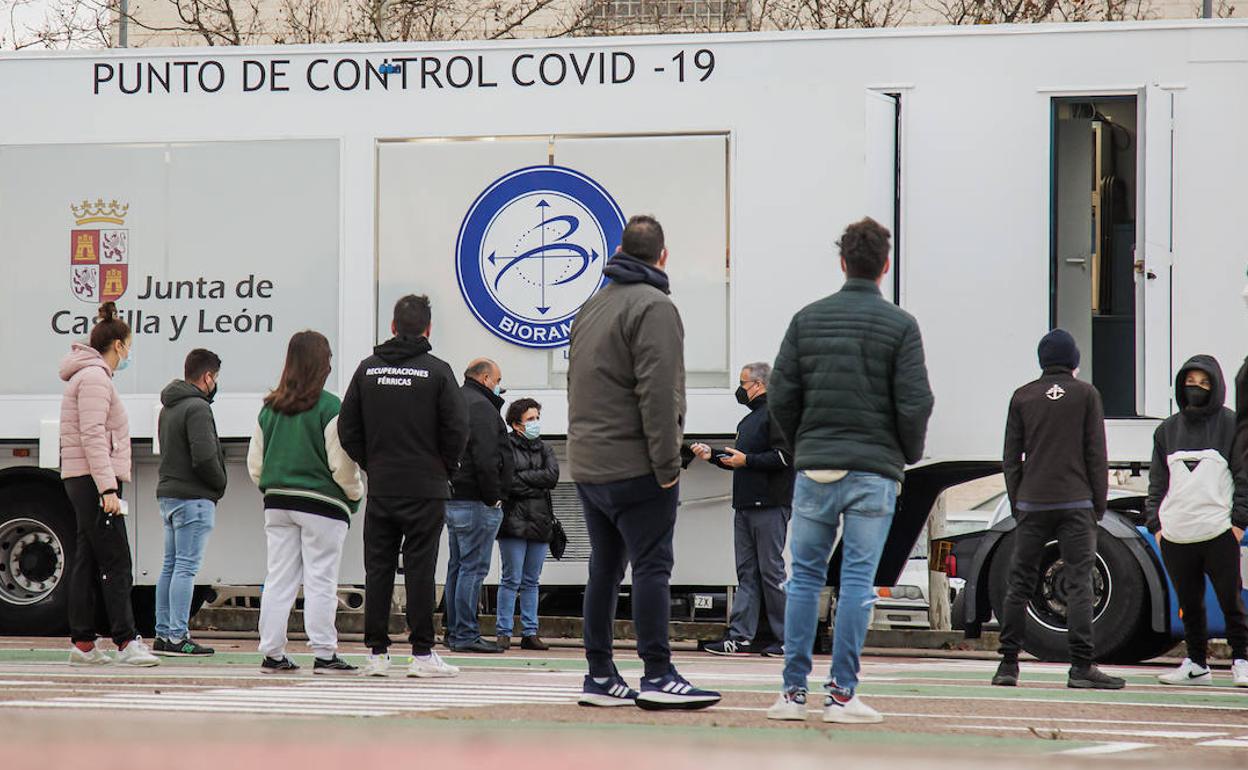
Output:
[950,590,967,632]
[0,481,76,636]
[987,527,1148,662]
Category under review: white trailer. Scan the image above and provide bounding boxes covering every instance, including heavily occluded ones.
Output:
[0,21,1242,638]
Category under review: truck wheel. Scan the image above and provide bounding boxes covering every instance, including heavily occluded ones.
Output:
[0,481,75,636]
[987,528,1147,662]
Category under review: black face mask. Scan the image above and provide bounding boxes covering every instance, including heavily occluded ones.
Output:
[1184,385,1211,408]
[735,386,751,406]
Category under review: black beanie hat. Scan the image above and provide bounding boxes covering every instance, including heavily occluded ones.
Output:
[1038,329,1080,370]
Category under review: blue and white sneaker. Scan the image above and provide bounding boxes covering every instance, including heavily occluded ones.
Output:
[635,666,721,711]
[578,673,639,707]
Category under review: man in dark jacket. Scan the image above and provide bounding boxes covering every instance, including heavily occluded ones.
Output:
[995,329,1123,691]
[694,361,794,658]
[766,217,933,725]
[568,214,721,710]
[154,348,225,657]
[339,294,469,678]
[444,358,513,653]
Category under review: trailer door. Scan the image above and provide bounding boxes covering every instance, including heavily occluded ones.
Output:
[865,91,900,304]
[1139,86,1176,418]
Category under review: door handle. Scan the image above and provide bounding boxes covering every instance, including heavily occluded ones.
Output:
[1065,257,1087,265]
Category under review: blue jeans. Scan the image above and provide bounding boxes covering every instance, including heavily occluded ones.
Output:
[496,537,548,637]
[444,501,503,645]
[782,472,897,695]
[155,498,215,641]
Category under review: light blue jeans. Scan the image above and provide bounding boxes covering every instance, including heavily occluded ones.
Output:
[444,501,503,645]
[496,537,548,637]
[782,472,897,695]
[155,498,216,641]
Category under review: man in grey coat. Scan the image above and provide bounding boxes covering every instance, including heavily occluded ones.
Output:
[154,348,226,657]
[766,217,934,725]
[567,214,720,711]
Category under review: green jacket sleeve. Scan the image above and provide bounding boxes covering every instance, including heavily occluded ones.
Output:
[186,401,227,496]
[892,320,934,465]
[768,316,802,452]
[631,300,686,485]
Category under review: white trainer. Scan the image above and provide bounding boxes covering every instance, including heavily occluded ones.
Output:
[1158,658,1212,686]
[68,645,112,666]
[1232,659,1248,688]
[114,638,160,667]
[361,653,392,678]
[766,689,809,721]
[408,650,459,678]
[822,692,883,724]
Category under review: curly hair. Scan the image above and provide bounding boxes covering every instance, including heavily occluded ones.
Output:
[505,397,541,427]
[837,217,891,280]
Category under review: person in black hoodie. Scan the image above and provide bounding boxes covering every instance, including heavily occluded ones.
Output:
[693,362,794,658]
[1146,355,1248,687]
[495,397,559,652]
[995,329,1124,690]
[338,294,469,678]
[445,358,514,654]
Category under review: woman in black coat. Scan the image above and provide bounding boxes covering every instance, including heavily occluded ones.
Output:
[495,398,559,651]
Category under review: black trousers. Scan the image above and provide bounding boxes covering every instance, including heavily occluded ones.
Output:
[1160,529,1248,665]
[999,509,1098,667]
[65,476,136,645]
[577,475,678,679]
[363,496,445,655]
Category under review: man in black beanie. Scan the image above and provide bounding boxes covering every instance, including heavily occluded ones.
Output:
[995,329,1124,690]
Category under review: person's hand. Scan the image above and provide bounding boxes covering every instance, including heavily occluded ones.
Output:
[1234,526,1244,545]
[1154,531,1163,549]
[721,447,747,469]
[101,493,121,515]
[690,443,712,461]
[659,477,679,489]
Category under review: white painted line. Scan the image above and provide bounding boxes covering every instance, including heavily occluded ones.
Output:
[1,700,398,717]
[1058,742,1154,755]
[1197,738,1248,748]
[777,692,1248,712]
[951,724,1227,739]
[879,711,1248,730]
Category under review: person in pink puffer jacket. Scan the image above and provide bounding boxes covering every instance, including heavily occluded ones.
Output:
[59,301,158,667]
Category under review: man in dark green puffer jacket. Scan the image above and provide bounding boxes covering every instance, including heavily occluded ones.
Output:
[766,217,933,726]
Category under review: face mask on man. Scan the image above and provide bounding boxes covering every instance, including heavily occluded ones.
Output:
[735,385,751,406]
[524,420,541,440]
[1185,385,1211,408]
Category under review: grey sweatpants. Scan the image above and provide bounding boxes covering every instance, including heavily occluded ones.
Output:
[728,506,789,643]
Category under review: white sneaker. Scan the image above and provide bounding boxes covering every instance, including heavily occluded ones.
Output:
[1158,658,1211,686]
[114,638,160,667]
[823,692,883,724]
[766,688,809,721]
[407,650,459,678]
[361,653,392,678]
[68,645,112,666]
[1232,659,1248,688]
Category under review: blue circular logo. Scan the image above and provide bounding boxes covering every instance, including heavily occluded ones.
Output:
[456,165,625,349]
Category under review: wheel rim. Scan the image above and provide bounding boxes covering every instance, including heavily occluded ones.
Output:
[0,518,65,606]
[1025,540,1111,632]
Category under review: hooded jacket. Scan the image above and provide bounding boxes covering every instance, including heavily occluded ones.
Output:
[157,379,227,502]
[1146,355,1248,542]
[450,378,514,505]
[338,335,469,499]
[568,252,686,486]
[58,343,131,492]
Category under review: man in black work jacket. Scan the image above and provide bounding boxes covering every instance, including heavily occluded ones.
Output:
[693,361,794,658]
[996,329,1124,690]
[339,294,469,678]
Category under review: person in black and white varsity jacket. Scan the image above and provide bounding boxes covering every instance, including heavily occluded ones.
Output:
[1146,354,1248,688]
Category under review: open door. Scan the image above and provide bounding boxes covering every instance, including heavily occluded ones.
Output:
[865,91,899,304]
[1054,116,1096,384]
[1139,86,1176,418]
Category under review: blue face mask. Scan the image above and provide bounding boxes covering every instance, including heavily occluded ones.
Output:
[492,384,503,396]
[523,420,541,440]
[116,355,131,372]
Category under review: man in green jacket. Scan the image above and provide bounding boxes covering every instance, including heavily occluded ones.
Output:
[154,348,226,657]
[766,217,934,725]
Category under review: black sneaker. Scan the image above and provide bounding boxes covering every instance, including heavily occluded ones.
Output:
[992,659,1019,687]
[158,637,215,657]
[1068,664,1126,690]
[636,666,722,711]
[704,639,752,656]
[260,656,301,674]
[761,642,784,658]
[313,655,358,675]
[578,673,639,707]
[450,637,503,654]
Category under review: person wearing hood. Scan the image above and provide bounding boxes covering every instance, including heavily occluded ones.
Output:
[445,358,513,654]
[1146,355,1248,687]
[59,301,159,667]
[153,348,225,657]
[568,214,721,711]
[339,294,469,678]
[693,362,794,658]
[994,329,1122,691]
